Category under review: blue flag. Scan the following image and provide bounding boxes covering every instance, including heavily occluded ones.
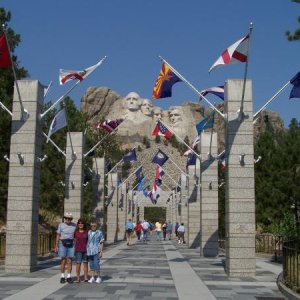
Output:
[289,71,300,99]
[137,177,146,192]
[152,149,169,166]
[135,166,143,181]
[196,112,215,135]
[123,149,137,162]
[186,153,197,167]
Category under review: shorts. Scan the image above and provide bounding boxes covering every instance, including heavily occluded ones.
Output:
[58,240,75,258]
[88,254,100,272]
[75,251,88,263]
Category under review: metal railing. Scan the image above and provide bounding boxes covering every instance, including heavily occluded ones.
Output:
[282,240,300,294]
[0,232,56,259]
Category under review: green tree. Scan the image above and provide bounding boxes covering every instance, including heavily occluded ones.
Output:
[286,0,300,41]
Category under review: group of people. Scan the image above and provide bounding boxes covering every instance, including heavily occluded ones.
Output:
[55,212,104,284]
[125,219,185,244]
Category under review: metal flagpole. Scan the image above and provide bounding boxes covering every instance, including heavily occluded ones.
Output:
[2,25,29,121]
[42,132,66,156]
[253,81,290,120]
[159,56,225,119]
[119,165,143,187]
[44,81,53,98]
[0,100,12,116]
[168,155,189,177]
[40,56,107,118]
[84,131,111,157]
[159,120,201,160]
[208,112,215,158]
[239,23,254,120]
[160,166,182,188]
[106,158,124,176]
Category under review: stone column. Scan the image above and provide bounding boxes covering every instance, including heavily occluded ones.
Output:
[92,158,105,229]
[187,160,201,248]
[117,183,126,241]
[106,172,118,243]
[200,132,219,257]
[180,174,188,233]
[225,79,256,277]
[5,80,43,272]
[64,132,84,222]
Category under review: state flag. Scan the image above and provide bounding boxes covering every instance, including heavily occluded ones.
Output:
[152,149,169,166]
[152,120,172,140]
[47,108,67,142]
[0,35,12,68]
[123,148,137,162]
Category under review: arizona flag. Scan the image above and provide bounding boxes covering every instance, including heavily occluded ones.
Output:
[152,120,172,140]
[209,34,249,73]
[152,63,182,99]
[59,58,105,85]
[98,118,124,132]
[0,35,12,68]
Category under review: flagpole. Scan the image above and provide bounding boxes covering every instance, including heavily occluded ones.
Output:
[239,22,253,119]
[44,81,53,98]
[84,131,111,157]
[253,81,290,120]
[160,166,182,188]
[40,56,107,119]
[159,120,201,160]
[164,151,189,177]
[0,100,12,116]
[63,103,76,158]
[2,25,29,121]
[106,158,123,175]
[159,56,226,119]
[42,131,66,156]
[208,112,215,158]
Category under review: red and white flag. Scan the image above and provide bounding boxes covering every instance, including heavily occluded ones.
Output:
[183,136,201,156]
[0,35,12,68]
[209,34,249,73]
[59,58,105,85]
[97,118,124,132]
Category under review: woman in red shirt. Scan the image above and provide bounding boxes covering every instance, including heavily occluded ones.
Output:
[134,221,143,241]
[74,218,88,282]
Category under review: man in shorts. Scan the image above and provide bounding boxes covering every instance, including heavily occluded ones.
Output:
[55,212,76,283]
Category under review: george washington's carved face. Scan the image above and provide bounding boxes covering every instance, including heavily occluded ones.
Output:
[125,92,141,111]
[141,99,153,116]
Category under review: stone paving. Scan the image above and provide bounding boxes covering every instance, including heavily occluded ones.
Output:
[0,234,287,300]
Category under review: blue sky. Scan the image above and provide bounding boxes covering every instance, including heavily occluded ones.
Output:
[2,0,299,127]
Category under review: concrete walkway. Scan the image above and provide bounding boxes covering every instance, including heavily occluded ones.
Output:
[0,235,286,300]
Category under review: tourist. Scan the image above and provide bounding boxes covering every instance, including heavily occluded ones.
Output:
[125,218,134,246]
[177,223,185,244]
[167,221,173,240]
[141,220,150,242]
[175,222,180,240]
[155,221,162,241]
[55,212,76,284]
[74,218,88,283]
[87,220,105,284]
[162,221,167,241]
[134,221,143,241]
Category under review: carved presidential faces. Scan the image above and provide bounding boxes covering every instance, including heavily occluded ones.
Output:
[169,107,183,126]
[124,92,141,112]
[141,99,153,116]
[153,107,163,121]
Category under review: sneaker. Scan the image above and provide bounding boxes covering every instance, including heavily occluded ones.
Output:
[66,277,73,284]
[95,277,102,284]
[88,277,95,283]
[60,277,66,284]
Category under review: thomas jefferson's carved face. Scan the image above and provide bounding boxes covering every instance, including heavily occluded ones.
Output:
[125,92,141,112]
[141,99,153,116]
[169,108,183,126]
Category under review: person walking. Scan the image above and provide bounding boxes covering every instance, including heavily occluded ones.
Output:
[55,212,76,284]
[125,218,134,246]
[155,221,162,241]
[87,220,105,284]
[141,220,150,242]
[162,222,167,241]
[175,222,180,240]
[134,221,143,241]
[177,223,185,244]
[74,218,88,283]
[167,221,173,240]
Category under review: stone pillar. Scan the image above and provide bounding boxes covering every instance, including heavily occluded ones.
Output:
[5,80,43,273]
[200,132,219,257]
[187,160,201,248]
[117,183,126,241]
[225,79,256,277]
[64,132,84,222]
[180,174,188,233]
[106,173,118,243]
[92,158,105,229]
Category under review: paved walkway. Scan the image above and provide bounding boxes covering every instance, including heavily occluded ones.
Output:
[0,235,287,300]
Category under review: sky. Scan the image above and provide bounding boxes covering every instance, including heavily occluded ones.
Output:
[1,0,300,127]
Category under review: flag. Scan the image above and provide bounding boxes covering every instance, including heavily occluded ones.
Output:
[59,59,104,85]
[137,177,146,192]
[200,86,224,100]
[196,112,215,135]
[152,63,182,99]
[86,149,95,157]
[289,72,300,99]
[209,34,249,73]
[217,151,226,172]
[152,120,172,140]
[148,182,161,204]
[183,136,201,156]
[0,35,12,68]
[123,149,137,162]
[143,188,149,198]
[155,164,165,187]
[47,108,67,142]
[98,118,124,133]
[152,149,169,166]
[186,153,197,167]
[105,161,112,172]
[135,166,143,181]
